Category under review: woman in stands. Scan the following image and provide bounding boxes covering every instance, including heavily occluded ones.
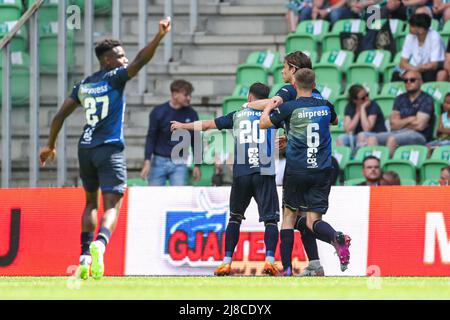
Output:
[336,84,387,152]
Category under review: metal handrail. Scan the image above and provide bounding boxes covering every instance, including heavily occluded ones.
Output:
[1,0,44,188]
[0,0,44,50]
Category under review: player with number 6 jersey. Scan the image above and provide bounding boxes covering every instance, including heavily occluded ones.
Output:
[260,68,351,274]
[39,17,172,281]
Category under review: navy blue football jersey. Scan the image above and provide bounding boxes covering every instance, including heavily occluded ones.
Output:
[70,66,130,148]
[215,108,277,177]
[269,97,337,172]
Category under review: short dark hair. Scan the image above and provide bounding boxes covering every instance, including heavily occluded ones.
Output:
[441,165,450,173]
[295,68,315,90]
[284,51,312,71]
[362,155,380,167]
[249,82,270,100]
[95,39,122,60]
[409,13,431,30]
[348,84,366,102]
[382,171,401,185]
[170,79,194,94]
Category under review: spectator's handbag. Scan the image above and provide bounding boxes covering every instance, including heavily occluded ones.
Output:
[340,32,363,56]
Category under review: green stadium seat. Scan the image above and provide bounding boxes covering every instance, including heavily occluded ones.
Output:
[222,96,247,114]
[422,179,440,185]
[272,62,284,84]
[287,20,331,53]
[429,145,450,162]
[383,52,402,82]
[285,33,316,53]
[372,19,406,37]
[431,19,440,31]
[322,19,366,52]
[0,68,30,105]
[330,126,345,148]
[314,50,354,87]
[71,0,113,14]
[295,19,330,41]
[236,63,269,86]
[269,83,285,98]
[381,81,406,97]
[0,51,30,105]
[420,161,449,182]
[420,146,450,182]
[127,178,147,186]
[382,161,416,182]
[232,84,249,97]
[0,20,27,51]
[332,145,351,170]
[344,178,366,186]
[304,50,318,63]
[0,0,23,22]
[392,145,429,168]
[246,50,281,74]
[373,95,395,118]
[316,82,341,102]
[383,145,428,181]
[344,146,390,180]
[421,82,450,105]
[333,95,349,115]
[347,50,392,84]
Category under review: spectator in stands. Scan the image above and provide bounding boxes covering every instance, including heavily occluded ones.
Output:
[432,0,450,22]
[367,70,435,156]
[350,0,385,18]
[140,80,201,186]
[393,13,445,83]
[311,0,357,24]
[427,92,450,146]
[439,165,450,185]
[384,0,434,20]
[285,0,314,32]
[380,171,401,185]
[437,38,450,81]
[357,155,382,186]
[336,84,387,152]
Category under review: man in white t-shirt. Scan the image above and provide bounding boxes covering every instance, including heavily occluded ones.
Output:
[396,13,445,82]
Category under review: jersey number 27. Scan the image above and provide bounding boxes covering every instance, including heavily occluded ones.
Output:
[83,96,109,126]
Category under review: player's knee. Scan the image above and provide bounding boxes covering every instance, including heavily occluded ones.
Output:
[229,214,243,225]
[264,220,278,227]
[295,216,307,233]
[306,216,320,231]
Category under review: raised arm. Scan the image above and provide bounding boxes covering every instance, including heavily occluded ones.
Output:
[40,97,79,166]
[170,120,217,132]
[127,17,171,79]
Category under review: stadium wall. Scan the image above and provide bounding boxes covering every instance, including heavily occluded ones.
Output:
[0,187,449,276]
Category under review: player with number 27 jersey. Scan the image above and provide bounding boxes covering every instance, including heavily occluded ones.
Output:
[71,66,129,148]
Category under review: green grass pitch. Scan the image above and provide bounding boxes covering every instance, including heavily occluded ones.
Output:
[0,277,449,300]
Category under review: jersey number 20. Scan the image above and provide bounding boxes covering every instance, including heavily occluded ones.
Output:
[83,96,109,126]
[239,120,265,144]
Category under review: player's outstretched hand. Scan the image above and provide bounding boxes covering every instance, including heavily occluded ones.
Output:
[39,146,56,167]
[170,121,183,131]
[159,16,172,36]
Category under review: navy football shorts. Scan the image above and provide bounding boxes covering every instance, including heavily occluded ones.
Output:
[229,173,280,223]
[78,143,127,194]
[282,168,332,215]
